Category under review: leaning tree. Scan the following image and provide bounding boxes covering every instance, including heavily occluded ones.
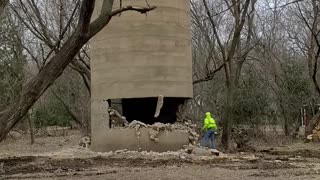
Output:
[0,0,155,142]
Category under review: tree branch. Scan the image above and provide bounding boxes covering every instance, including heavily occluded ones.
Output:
[202,0,227,62]
[193,62,226,84]
[0,0,156,142]
[89,1,156,37]
[52,90,84,127]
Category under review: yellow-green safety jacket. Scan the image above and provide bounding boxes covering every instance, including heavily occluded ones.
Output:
[203,112,217,131]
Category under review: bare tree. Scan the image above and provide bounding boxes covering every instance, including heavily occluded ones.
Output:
[10,0,91,135]
[281,0,320,135]
[0,0,155,142]
[191,0,255,149]
[294,1,320,96]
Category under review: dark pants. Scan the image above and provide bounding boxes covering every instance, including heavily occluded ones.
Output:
[200,129,216,149]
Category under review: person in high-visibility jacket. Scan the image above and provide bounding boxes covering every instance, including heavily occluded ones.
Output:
[200,112,217,149]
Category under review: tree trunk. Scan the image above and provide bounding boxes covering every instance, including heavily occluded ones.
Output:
[0,0,96,142]
[0,35,90,141]
[0,0,155,142]
[278,98,289,136]
[284,118,289,136]
[82,119,90,136]
[27,110,35,144]
[221,85,234,150]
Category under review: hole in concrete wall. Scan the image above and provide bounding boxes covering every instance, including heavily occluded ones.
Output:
[110,97,186,125]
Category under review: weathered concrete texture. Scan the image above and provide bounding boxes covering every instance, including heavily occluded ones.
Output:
[91,128,189,152]
[91,99,110,132]
[90,1,193,152]
[90,0,193,99]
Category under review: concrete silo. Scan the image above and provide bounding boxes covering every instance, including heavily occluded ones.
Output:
[90,0,193,152]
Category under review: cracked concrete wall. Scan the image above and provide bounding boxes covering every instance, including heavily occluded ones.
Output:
[90,0,192,152]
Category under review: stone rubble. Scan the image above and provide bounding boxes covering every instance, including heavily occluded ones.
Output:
[148,128,160,143]
[94,144,220,160]
[125,119,199,145]
[108,108,129,127]
[127,120,148,128]
[307,125,320,142]
[108,108,200,145]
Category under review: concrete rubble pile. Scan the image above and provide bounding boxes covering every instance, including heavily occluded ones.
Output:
[103,144,220,158]
[126,120,199,145]
[108,108,129,127]
[306,112,320,142]
[106,108,221,156]
[307,125,320,142]
[108,108,199,145]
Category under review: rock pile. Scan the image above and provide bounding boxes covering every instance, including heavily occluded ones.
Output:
[307,125,320,142]
[306,112,320,142]
[125,120,199,145]
[127,120,147,129]
[97,145,220,159]
[108,108,128,127]
[108,107,199,145]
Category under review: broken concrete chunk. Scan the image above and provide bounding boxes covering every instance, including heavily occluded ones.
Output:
[149,128,160,142]
[192,147,212,156]
[115,149,128,154]
[109,110,199,145]
[108,108,129,127]
[154,95,164,118]
[307,134,313,140]
[128,120,147,128]
[210,149,220,156]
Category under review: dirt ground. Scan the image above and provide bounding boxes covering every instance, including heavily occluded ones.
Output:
[1,134,320,180]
